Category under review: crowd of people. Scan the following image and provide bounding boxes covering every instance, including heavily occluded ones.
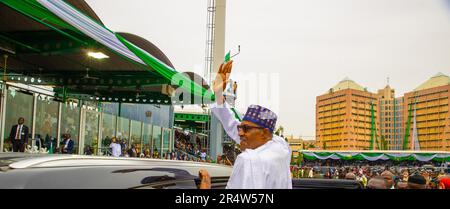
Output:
[100,131,229,165]
[12,126,234,166]
[5,116,232,166]
[13,116,449,189]
[174,129,211,162]
[104,136,159,158]
[291,159,450,189]
[101,132,234,166]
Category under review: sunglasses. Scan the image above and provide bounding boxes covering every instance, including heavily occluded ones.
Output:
[237,124,265,133]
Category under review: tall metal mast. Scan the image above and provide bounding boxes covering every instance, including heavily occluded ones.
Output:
[204,0,216,85]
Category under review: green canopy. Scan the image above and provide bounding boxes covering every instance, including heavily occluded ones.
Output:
[302,151,450,162]
[0,0,214,104]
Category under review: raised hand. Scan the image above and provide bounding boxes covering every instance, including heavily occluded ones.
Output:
[212,61,233,104]
[213,61,233,94]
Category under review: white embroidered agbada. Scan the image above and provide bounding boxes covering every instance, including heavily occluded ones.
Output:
[211,103,293,189]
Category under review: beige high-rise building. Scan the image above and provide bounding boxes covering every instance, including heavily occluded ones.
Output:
[286,136,317,157]
[316,73,450,151]
[377,85,398,150]
[316,78,380,150]
[287,136,303,158]
[393,97,405,150]
[374,85,405,150]
[403,73,450,151]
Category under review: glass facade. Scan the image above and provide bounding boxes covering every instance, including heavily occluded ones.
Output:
[152,126,162,157]
[163,128,171,154]
[83,110,99,155]
[142,124,152,157]
[34,96,59,145]
[35,98,58,150]
[101,113,116,155]
[4,88,33,151]
[117,117,130,143]
[61,103,80,154]
[0,84,174,157]
[130,120,142,154]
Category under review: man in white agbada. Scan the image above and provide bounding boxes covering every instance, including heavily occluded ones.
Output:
[198,61,292,189]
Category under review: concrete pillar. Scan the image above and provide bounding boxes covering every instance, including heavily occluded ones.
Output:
[209,0,227,162]
[211,0,226,76]
[210,110,224,161]
[0,84,7,152]
[56,102,62,146]
[31,93,37,147]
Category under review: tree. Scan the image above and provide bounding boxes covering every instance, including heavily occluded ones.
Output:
[323,141,327,150]
[274,126,284,137]
[296,152,304,166]
[290,152,295,165]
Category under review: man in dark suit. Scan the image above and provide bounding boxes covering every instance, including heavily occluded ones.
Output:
[9,117,29,152]
[62,133,74,154]
[45,134,57,154]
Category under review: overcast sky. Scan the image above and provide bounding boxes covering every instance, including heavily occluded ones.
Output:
[86,0,450,139]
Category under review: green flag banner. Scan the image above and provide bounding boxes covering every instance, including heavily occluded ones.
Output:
[225,51,231,62]
[302,151,450,162]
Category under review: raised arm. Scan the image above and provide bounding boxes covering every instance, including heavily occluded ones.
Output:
[211,103,240,144]
[210,61,240,144]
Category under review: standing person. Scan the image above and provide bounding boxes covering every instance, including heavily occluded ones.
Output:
[359,173,368,188]
[438,176,450,189]
[381,170,395,189]
[199,61,292,189]
[144,148,151,158]
[345,172,356,180]
[395,181,408,189]
[109,137,121,157]
[366,176,388,189]
[333,169,339,179]
[200,150,207,162]
[217,154,232,166]
[407,174,427,189]
[127,145,137,157]
[401,169,409,182]
[9,117,29,152]
[120,139,127,152]
[308,168,314,178]
[62,134,74,154]
[45,135,56,154]
[35,134,42,150]
[84,146,93,155]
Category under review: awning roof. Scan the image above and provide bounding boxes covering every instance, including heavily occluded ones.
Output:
[0,0,213,105]
[301,150,450,162]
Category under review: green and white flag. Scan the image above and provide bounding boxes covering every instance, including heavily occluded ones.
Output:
[224,51,231,62]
